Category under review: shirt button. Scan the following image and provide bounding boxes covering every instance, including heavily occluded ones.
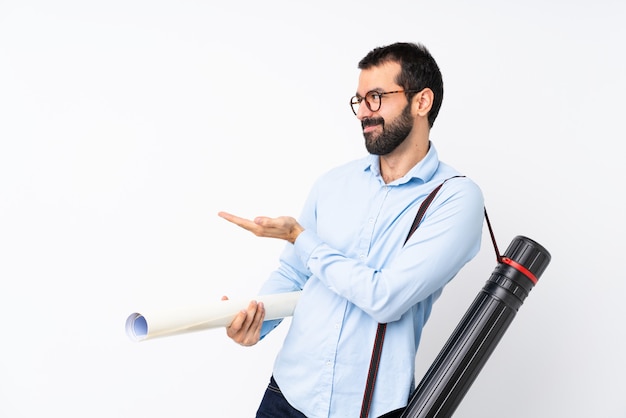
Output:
[326,361,332,367]
[359,254,365,260]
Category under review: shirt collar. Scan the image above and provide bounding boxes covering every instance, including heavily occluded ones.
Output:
[364,141,439,185]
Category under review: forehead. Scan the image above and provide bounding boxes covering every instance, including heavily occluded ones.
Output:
[356,61,402,94]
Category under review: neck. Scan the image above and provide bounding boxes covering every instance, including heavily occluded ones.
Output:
[379,138,429,184]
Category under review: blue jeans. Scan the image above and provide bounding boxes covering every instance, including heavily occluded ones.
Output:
[256,376,307,418]
[255,375,405,418]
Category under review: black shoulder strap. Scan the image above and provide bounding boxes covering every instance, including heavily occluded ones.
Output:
[360,177,458,418]
[360,176,503,418]
[404,176,463,245]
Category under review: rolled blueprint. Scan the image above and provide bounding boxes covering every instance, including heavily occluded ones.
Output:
[125,291,301,342]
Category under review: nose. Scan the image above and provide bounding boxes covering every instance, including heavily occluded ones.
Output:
[356,101,373,120]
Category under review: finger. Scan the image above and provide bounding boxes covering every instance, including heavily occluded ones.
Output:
[217,211,235,220]
[227,309,246,335]
[253,301,265,324]
[251,302,266,339]
[241,302,264,345]
[218,212,256,229]
[221,295,229,301]
[253,216,272,226]
[241,300,259,329]
[229,300,257,334]
[220,211,286,237]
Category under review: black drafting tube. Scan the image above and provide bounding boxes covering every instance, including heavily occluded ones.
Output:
[401,235,551,418]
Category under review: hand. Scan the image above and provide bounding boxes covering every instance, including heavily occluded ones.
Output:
[218,211,304,244]
[222,296,265,346]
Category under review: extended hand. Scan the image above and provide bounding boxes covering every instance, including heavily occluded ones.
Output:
[218,211,304,244]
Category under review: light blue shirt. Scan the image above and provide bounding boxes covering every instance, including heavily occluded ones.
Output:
[258,142,484,418]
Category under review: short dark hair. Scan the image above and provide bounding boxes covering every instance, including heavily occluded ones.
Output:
[358,42,443,128]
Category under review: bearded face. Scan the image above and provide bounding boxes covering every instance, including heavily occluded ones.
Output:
[362,103,414,155]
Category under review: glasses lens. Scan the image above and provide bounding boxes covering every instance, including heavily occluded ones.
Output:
[366,92,382,112]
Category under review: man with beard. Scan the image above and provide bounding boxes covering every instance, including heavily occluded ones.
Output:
[218,42,484,418]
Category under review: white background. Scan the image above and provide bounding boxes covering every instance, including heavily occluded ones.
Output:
[1,1,625,417]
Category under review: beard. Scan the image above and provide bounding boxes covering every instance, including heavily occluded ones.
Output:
[362,104,414,155]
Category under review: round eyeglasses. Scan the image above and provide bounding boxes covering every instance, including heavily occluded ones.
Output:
[350,90,419,115]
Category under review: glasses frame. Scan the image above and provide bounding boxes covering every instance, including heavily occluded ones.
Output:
[350,89,420,115]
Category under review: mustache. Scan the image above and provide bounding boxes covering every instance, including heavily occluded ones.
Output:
[361,117,384,130]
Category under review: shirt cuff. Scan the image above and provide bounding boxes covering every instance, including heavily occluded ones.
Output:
[293,229,323,268]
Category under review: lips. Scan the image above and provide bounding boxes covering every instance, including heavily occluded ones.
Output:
[362,117,384,131]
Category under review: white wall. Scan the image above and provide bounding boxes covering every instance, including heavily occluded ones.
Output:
[1,1,624,417]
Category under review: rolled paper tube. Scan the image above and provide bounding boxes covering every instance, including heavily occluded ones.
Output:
[125,291,302,342]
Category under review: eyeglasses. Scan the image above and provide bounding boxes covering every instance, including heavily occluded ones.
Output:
[350,89,419,115]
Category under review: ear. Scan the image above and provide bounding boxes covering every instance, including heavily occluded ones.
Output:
[412,88,434,118]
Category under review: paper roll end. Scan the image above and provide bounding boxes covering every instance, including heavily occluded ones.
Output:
[126,313,148,342]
